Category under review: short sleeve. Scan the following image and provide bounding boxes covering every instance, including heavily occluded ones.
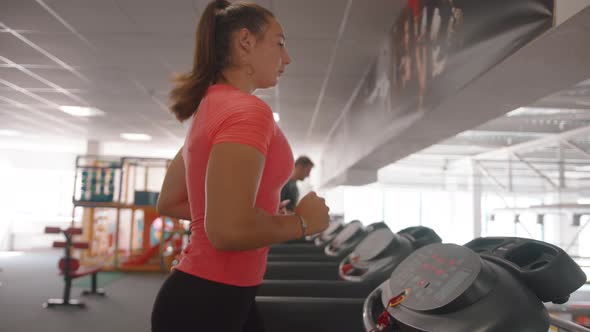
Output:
[210,97,276,156]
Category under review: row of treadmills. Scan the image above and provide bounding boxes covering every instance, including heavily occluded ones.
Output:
[254,219,590,332]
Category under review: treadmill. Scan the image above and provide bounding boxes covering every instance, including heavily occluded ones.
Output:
[267,219,367,262]
[269,219,345,255]
[259,225,442,297]
[258,237,589,332]
[363,237,590,332]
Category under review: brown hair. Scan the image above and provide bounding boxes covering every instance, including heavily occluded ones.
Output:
[170,0,275,122]
[295,156,314,167]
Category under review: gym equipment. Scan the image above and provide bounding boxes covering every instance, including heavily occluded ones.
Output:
[550,316,590,332]
[269,242,327,255]
[363,237,588,332]
[268,220,362,256]
[258,237,589,332]
[325,220,370,256]
[267,220,367,262]
[259,226,442,297]
[43,226,105,309]
[264,261,342,280]
[264,221,372,280]
[313,220,345,246]
[269,219,345,254]
[338,226,441,283]
[257,296,366,331]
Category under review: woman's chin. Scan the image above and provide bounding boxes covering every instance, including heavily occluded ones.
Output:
[258,79,278,89]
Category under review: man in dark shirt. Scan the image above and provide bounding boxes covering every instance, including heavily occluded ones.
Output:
[280,156,314,213]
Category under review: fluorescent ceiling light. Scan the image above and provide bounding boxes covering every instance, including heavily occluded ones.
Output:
[0,129,22,136]
[59,105,105,117]
[507,107,583,116]
[273,112,280,122]
[121,133,152,141]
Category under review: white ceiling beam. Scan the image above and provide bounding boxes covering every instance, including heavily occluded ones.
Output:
[513,152,558,189]
[562,139,590,160]
[474,160,508,192]
[452,123,590,167]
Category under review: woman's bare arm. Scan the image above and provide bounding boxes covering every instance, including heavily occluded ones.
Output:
[204,142,306,251]
[156,147,192,220]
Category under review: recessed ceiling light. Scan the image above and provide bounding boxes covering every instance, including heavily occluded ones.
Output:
[273,112,280,122]
[121,133,152,141]
[507,107,582,116]
[0,129,22,136]
[59,105,105,117]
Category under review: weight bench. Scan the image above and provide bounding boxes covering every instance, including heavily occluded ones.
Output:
[43,226,106,308]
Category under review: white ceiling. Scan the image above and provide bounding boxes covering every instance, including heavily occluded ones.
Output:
[3,0,590,193]
[0,0,398,156]
[382,78,590,193]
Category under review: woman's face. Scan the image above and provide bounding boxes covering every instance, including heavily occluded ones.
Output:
[250,18,292,89]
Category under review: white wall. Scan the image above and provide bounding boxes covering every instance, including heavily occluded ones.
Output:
[0,137,83,250]
[322,185,476,245]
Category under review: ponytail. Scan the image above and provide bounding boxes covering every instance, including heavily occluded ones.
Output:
[169,0,275,122]
[170,0,230,122]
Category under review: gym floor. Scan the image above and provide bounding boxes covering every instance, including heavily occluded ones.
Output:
[2,251,589,332]
[0,250,165,332]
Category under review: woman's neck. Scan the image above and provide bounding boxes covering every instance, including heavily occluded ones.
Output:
[217,68,256,94]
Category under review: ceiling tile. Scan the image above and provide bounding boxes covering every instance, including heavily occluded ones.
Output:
[115,0,197,33]
[273,0,345,39]
[24,33,106,67]
[42,0,141,33]
[0,89,50,105]
[0,34,55,65]
[0,0,70,33]
[0,67,51,88]
[22,68,87,89]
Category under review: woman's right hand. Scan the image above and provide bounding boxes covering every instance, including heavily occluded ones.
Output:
[294,191,330,236]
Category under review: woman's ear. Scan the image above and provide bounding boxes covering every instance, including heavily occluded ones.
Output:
[236,28,255,53]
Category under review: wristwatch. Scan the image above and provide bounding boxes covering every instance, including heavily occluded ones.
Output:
[296,214,307,238]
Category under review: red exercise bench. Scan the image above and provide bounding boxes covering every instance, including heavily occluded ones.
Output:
[43,226,105,308]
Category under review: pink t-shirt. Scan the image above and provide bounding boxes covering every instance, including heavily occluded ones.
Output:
[175,84,294,287]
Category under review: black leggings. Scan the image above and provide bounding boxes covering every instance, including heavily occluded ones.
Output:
[151,270,265,332]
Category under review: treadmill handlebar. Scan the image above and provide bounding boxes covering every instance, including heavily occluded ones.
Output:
[362,282,384,331]
[550,315,590,332]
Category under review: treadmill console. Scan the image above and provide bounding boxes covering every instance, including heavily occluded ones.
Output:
[387,243,494,312]
[465,237,587,303]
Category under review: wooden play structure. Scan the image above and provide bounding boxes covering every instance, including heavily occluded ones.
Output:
[71,155,189,272]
